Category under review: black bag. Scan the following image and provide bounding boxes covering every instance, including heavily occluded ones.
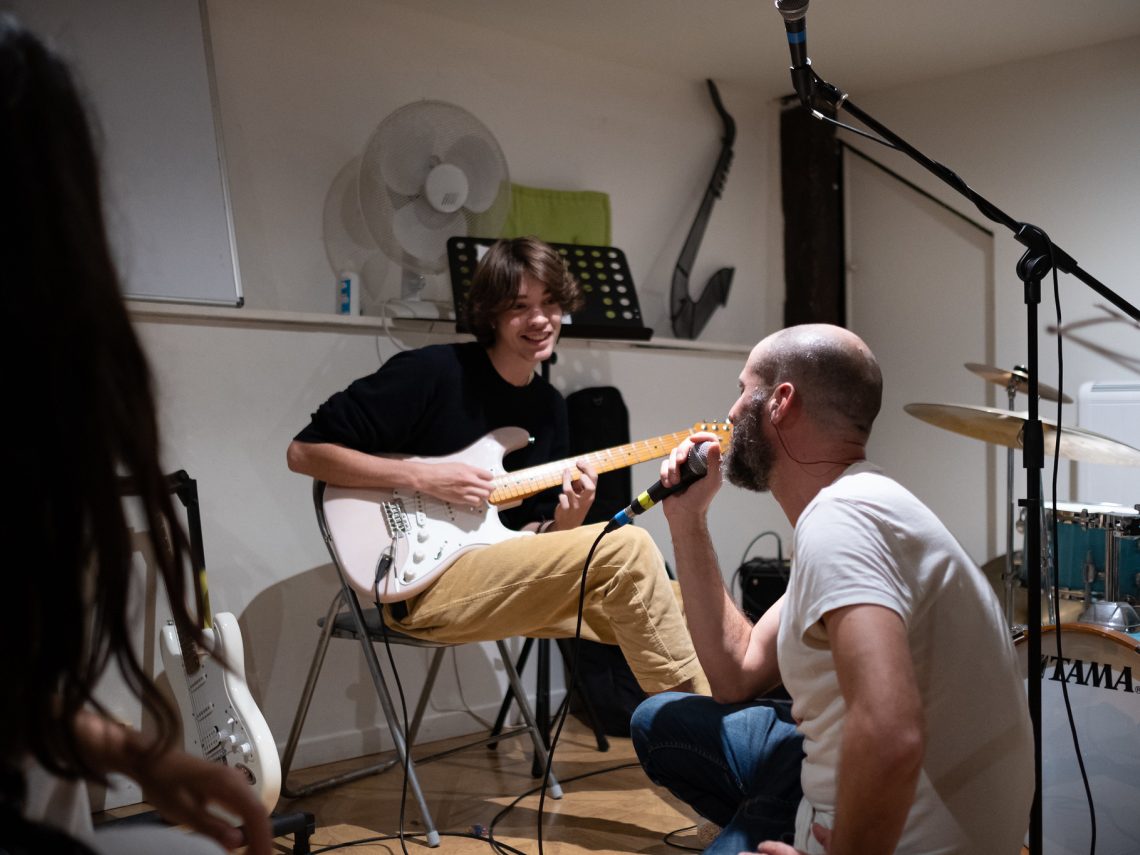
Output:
[563,386,647,735]
[565,386,632,525]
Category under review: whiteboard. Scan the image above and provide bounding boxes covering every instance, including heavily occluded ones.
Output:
[13,0,243,306]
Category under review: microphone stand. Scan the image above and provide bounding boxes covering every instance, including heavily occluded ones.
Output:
[796,65,1140,855]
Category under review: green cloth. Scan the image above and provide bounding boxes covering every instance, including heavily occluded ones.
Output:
[499,183,612,246]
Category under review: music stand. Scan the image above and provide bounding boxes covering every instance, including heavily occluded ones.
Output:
[447,237,653,341]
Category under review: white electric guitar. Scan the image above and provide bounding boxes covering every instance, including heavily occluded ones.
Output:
[322,421,732,602]
[160,611,281,812]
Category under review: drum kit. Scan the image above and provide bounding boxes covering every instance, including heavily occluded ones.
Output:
[906,362,1140,634]
[907,362,1140,855]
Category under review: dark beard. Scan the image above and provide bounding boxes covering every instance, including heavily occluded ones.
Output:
[724,400,776,493]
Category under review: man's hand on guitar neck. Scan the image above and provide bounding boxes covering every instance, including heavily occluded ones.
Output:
[546,460,598,532]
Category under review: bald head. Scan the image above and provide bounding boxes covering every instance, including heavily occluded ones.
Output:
[749,324,883,440]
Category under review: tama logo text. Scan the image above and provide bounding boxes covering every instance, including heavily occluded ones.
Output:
[1039,654,1136,694]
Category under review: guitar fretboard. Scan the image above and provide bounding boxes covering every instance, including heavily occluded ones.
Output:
[488,423,729,505]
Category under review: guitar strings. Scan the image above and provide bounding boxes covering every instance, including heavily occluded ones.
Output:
[491,424,729,502]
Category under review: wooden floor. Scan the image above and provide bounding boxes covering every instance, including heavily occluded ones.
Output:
[273,715,703,854]
[97,714,1037,854]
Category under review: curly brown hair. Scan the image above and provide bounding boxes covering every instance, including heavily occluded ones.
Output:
[463,237,584,347]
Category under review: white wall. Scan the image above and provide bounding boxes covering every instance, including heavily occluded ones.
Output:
[837,36,1140,568]
[205,0,775,347]
[104,3,1139,796]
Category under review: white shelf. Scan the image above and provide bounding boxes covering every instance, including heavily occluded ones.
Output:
[127,301,751,356]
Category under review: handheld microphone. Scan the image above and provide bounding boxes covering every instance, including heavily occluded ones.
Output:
[605,442,714,532]
[774,0,813,109]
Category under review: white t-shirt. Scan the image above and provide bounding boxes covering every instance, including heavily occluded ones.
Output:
[777,461,1034,855]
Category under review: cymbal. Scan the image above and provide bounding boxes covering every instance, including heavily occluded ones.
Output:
[964,362,1073,403]
[904,402,1140,466]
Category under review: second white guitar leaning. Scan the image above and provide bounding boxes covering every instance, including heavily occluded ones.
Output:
[160,612,281,812]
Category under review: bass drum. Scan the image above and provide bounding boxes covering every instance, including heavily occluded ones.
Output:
[1015,624,1140,854]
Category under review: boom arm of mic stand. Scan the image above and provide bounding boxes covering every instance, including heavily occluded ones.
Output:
[807,68,1138,322]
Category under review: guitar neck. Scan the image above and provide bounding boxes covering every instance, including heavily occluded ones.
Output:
[489,427,705,505]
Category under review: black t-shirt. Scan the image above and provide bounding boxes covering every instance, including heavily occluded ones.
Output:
[295,342,567,529]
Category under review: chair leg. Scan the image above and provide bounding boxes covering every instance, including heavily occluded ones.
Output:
[531,639,551,777]
[279,589,443,847]
[495,640,563,799]
[555,638,611,752]
[406,647,447,746]
[345,592,442,847]
[279,592,413,802]
[489,637,534,745]
[280,592,346,798]
[493,638,611,755]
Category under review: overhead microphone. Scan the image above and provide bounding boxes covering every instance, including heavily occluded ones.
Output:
[774,0,814,109]
[605,442,714,532]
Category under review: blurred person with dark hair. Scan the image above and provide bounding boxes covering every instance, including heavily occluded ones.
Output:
[0,14,270,854]
[287,236,703,695]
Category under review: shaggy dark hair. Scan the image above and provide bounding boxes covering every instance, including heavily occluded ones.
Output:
[1,14,201,806]
[463,236,584,347]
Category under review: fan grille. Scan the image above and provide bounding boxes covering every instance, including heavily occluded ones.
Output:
[358,100,511,275]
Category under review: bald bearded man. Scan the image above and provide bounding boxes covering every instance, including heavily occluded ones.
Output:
[632,324,1033,855]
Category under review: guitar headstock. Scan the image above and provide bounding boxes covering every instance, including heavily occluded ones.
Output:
[690,421,733,451]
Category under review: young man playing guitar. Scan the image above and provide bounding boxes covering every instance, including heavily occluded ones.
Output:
[287,237,704,695]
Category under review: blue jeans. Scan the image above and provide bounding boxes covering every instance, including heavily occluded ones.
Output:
[631,693,805,855]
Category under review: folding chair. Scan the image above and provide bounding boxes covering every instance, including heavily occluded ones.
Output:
[279,481,562,847]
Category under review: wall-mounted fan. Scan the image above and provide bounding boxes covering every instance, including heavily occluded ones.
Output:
[324,100,511,317]
[323,155,379,314]
[360,100,513,314]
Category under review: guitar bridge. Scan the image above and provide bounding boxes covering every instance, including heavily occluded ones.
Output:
[381,499,410,539]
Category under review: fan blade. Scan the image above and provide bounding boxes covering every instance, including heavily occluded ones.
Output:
[378,114,436,196]
[393,197,464,263]
[323,157,378,274]
[444,134,503,213]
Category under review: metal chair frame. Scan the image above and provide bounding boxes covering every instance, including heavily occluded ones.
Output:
[279,482,561,847]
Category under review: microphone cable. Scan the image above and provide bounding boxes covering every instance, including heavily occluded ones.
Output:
[361,524,615,855]
[1045,235,1097,855]
[488,524,610,855]
[372,550,415,855]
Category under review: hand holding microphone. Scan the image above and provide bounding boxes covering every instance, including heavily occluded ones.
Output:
[606,437,721,531]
